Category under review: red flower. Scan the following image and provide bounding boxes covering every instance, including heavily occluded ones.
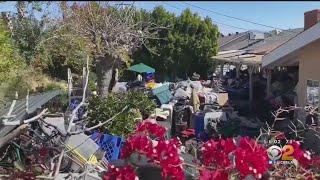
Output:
[234,137,269,179]
[170,137,182,148]
[39,147,48,158]
[120,133,184,180]
[311,156,320,168]
[199,169,228,180]
[152,139,185,180]
[201,138,236,168]
[290,141,312,168]
[103,165,138,180]
[136,120,166,138]
[120,135,153,159]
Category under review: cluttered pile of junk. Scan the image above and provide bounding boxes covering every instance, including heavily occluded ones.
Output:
[0,62,264,179]
[147,72,262,141]
[113,70,264,153]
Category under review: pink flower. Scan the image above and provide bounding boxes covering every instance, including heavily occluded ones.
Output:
[152,139,185,180]
[234,137,269,179]
[136,120,166,138]
[120,131,184,180]
[103,165,138,180]
[200,169,228,180]
[120,135,153,159]
[201,138,236,168]
[290,141,312,168]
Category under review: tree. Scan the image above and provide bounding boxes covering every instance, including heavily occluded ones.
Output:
[133,7,219,80]
[1,1,81,80]
[0,19,21,84]
[59,2,158,97]
[132,6,175,81]
[38,25,88,80]
[10,1,53,65]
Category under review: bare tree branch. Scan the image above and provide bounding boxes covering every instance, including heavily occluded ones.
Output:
[69,105,129,135]
[59,1,161,58]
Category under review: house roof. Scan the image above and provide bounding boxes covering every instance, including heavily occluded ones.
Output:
[212,50,263,66]
[262,24,320,68]
[218,32,247,46]
[215,28,303,67]
[218,31,262,51]
[218,28,303,53]
[244,28,303,54]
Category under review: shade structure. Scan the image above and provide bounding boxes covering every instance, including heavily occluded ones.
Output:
[128,63,155,73]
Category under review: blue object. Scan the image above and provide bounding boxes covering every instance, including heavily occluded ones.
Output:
[90,132,124,162]
[192,113,205,140]
[152,84,172,105]
[70,98,86,121]
[226,87,249,99]
[146,73,154,82]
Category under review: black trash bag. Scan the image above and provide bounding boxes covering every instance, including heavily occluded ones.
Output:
[136,166,162,180]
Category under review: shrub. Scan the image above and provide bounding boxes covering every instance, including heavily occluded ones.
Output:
[87,91,156,136]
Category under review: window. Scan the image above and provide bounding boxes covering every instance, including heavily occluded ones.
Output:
[306,80,319,106]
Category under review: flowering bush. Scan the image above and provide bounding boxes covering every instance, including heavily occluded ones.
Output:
[234,137,270,179]
[152,139,184,179]
[103,165,138,180]
[201,138,236,168]
[199,137,269,179]
[135,120,166,138]
[290,141,313,168]
[104,119,320,180]
[117,119,184,180]
[120,134,154,159]
[199,169,228,180]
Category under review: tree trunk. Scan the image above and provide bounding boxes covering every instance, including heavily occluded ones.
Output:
[96,54,115,98]
[110,68,119,92]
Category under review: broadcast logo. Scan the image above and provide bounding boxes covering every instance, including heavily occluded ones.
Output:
[267,145,294,164]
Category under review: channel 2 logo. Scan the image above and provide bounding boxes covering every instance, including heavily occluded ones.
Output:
[267,145,294,163]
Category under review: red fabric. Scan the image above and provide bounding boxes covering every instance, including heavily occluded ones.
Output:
[181,129,195,136]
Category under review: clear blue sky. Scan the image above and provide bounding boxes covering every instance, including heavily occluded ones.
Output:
[1,1,320,34]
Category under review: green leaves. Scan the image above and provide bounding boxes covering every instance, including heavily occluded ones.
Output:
[11,2,46,64]
[0,20,22,84]
[87,91,156,136]
[31,2,42,12]
[133,6,219,80]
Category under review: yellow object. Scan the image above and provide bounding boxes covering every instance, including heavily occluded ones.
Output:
[66,145,98,165]
[146,82,156,89]
[88,155,98,164]
[191,88,200,112]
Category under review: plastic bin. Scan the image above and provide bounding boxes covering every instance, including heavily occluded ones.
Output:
[90,132,124,162]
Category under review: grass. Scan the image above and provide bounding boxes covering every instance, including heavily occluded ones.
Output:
[0,67,67,109]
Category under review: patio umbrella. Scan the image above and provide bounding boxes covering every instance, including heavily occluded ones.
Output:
[128,63,155,73]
